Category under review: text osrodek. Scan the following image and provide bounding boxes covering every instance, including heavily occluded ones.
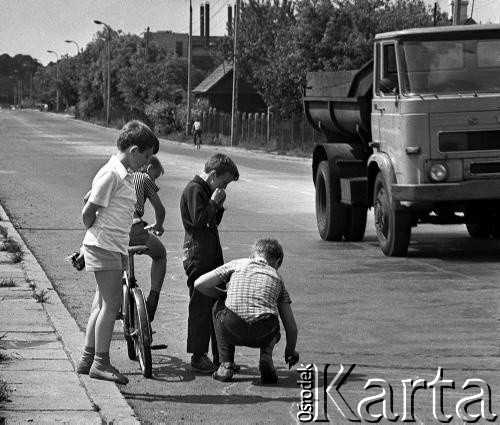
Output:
[296,364,497,423]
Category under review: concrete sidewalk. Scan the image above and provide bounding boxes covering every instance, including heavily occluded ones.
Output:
[0,205,138,424]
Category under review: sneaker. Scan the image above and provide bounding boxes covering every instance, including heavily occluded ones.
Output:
[191,354,217,374]
[214,360,241,373]
[259,360,278,384]
[76,357,93,375]
[89,363,129,385]
[212,362,235,382]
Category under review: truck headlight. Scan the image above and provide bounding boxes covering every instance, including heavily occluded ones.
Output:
[429,163,449,182]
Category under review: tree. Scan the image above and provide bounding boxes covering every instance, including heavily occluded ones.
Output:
[215,0,446,116]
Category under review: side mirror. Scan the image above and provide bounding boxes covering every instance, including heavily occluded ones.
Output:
[379,77,396,94]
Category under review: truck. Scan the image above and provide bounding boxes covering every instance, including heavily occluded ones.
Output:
[304,24,500,256]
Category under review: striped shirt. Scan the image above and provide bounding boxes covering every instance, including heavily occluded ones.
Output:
[214,257,292,322]
[132,172,159,218]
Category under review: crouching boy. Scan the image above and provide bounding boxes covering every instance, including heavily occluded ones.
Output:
[194,238,299,383]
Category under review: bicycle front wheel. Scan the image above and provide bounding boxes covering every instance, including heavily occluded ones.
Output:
[131,287,152,378]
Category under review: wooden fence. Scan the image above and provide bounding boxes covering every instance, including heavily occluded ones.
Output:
[199,108,319,153]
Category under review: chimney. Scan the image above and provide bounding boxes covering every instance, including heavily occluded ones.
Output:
[200,5,205,37]
[227,5,232,36]
[449,0,469,24]
[205,2,210,47]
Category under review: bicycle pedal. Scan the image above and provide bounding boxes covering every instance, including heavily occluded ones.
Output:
[150,344,168,350]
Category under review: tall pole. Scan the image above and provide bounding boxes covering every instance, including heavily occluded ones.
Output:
[186,0,193,136]
[19,79,23,108]
[106,29,110,125]
[47,50,59,111]
[94,20,112,125]
[230,0,240,147]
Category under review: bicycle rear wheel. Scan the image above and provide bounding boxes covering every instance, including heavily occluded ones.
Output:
[122,280,136,360]
[131,287,152,378]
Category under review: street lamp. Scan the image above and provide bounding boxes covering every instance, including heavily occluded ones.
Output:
[94,20,111,125]
[64,39,80,55]
[47,50,60,111]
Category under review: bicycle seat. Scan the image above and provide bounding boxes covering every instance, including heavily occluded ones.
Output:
[128,245,148,255]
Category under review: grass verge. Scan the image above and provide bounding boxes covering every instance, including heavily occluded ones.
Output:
[0,278,16,288]
[0,334,13,403]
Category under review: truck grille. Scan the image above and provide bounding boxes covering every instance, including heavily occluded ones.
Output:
[469,162,500,174]
[439,130,500,152]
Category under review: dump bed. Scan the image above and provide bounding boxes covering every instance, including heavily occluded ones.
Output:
[304,61,373,143]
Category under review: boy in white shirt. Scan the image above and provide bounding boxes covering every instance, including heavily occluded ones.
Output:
[76,120,159,384]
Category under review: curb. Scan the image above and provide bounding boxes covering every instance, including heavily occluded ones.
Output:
[0,204,139,425]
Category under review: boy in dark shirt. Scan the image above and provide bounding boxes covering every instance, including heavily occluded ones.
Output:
[180,153,239,373]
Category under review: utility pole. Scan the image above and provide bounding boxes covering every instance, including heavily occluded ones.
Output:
[47,50,60,111]
[145,27,150,59]
[94,20,112,125]
[186,0,193,136]
[230,0,240,147]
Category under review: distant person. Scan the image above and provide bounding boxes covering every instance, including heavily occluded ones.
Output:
[192,119,202,149]
[194,238,299,383]
[180,153,239,373]
[76,120,159,385]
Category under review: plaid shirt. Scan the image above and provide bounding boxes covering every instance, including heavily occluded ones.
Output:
[214,257,292,322]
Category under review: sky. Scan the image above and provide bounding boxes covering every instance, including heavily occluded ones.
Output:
[1,0,499,66]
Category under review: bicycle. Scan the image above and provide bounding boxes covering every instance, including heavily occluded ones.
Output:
[120,244,166,378]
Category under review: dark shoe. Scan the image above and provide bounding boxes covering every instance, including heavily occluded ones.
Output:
[214,360,241,373]
[89,363,129,385]
[212,362,235,382]
[259,360,278,384]
[76,357,93,375]
[191,354,217,374]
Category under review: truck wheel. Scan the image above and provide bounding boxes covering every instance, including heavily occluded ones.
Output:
[373,173,411,256]
[466,223,491,238]
[344,206,367,241]
[315,160,346,241]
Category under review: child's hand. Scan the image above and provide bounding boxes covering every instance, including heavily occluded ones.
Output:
[211,188,226,206]
[145,223,164,236]
[285,350,299,369]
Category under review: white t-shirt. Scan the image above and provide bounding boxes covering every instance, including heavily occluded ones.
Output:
[83,155,136,254]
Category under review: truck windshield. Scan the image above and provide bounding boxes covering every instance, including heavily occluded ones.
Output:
[399,38,500,95]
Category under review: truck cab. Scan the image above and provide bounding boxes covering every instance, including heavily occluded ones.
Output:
[306,24,500,256]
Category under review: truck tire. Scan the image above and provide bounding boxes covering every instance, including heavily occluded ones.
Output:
[466,223,491,238]
[344,206,367,241]
[373,173,411,256]
[315,160,347,241]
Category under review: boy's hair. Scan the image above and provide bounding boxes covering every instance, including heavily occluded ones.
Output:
[148,155,164,174]
[251,238,284,265]
[204,153,239,181]
[117,120,159,154]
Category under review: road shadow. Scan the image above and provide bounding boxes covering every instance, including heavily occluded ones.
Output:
[121,392,297,404]
[148,354,196,382]
[365,235,500,261]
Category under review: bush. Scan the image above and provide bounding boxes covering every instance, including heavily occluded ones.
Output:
[145,101,179,135]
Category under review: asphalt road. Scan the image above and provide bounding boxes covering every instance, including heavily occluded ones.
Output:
[0,109,499,424]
